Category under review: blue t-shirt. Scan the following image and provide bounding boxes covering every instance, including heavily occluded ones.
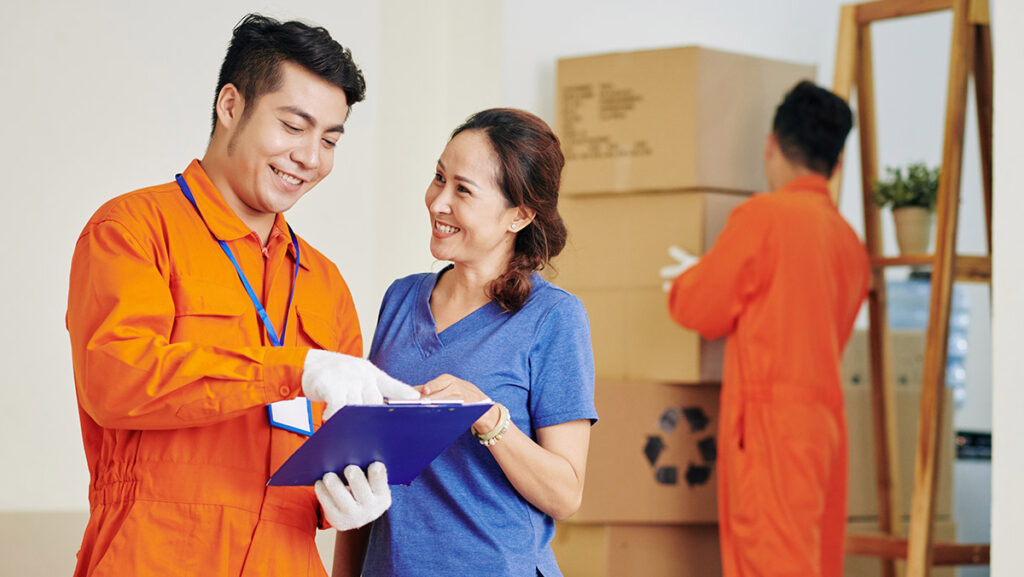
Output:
[363,268,597,577]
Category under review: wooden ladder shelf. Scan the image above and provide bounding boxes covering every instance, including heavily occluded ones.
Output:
[829,1,993,576]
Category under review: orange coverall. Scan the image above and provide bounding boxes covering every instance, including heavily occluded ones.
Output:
[668,175,869,577]
[66,160,362,576]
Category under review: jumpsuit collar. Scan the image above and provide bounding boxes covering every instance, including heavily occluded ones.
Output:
[778,174,831,196]
[179,159,307,269]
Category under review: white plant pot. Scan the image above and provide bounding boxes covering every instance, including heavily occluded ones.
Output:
[892,206,934,255]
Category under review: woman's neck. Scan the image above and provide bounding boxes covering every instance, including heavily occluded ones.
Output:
[430,258,512,333]
[434,264,493,309]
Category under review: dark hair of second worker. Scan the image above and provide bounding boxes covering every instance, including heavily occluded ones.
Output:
[450,108,568,314]
[211,14,367,135]
[772,80,853,177]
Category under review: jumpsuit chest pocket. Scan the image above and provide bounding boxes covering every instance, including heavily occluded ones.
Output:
[169,276,249,346]
[295,306,340,352]
[292,305,341,431]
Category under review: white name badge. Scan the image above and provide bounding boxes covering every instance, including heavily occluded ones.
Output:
[267,397,314,436]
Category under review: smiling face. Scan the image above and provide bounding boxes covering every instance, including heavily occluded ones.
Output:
[426,130,531,275]
[205,60,350,235]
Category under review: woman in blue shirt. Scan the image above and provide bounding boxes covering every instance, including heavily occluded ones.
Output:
[354,108,597,577]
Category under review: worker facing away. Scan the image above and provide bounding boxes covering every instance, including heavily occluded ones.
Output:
[663,80,870,577]
[66,14,417,577]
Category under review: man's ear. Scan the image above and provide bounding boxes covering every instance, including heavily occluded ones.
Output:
[214,83,245,132]
[764,132,778,163]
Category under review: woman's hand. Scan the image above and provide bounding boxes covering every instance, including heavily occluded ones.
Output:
[418,374,501,434]
[419,374,591,520]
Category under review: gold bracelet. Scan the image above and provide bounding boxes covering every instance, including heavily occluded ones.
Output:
[475,403,510,446]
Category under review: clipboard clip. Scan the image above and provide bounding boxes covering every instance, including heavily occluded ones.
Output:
[384,397,467,406]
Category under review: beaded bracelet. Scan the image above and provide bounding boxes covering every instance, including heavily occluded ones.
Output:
[475,403,511,446]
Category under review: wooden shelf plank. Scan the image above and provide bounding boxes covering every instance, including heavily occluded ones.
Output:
[870,255,933,267]
[856,0,954,24]
[847,534,990,565]
[868,255,991,282]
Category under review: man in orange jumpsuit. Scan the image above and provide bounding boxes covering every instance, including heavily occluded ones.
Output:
[664,81,870,577]
[66,14,416,577]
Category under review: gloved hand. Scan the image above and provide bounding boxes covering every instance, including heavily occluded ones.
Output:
[302,350,419,420]
[315,462,392,531]
[659,245,700,292]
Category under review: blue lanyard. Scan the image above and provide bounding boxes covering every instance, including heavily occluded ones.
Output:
[175,174,299,347]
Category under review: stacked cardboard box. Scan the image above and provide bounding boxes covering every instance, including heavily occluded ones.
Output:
[552,523,721,577]
[550,46,815,386]
[548,46,815,576]
[570,382,720,524]
[841,328,928,389]
[556,46,816,196]
[841,329,956,529]
[844,381,954,519]
[559,192,738,382]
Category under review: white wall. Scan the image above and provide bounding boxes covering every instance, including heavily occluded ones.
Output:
[991,0,1023,574]
[373,0,502,301]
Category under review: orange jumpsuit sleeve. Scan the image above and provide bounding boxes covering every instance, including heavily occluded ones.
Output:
[668,200,774,340]
[67,218,308,430]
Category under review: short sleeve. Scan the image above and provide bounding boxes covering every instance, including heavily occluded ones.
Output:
[527,294,598,429]
[368,280,401,362]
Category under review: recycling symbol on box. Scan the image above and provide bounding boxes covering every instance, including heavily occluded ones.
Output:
[642,406,717,487]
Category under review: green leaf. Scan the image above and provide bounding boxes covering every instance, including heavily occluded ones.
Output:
[871,162,939,210]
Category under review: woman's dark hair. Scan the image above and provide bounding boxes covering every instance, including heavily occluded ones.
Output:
[450,108,568,313]
[211,13,367,134]
[772,80,853,177]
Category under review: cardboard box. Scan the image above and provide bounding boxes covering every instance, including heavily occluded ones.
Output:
[845,385,954,519]
[576,287,724,383]
[556,46,815,195]
[551,190,747,291]
[549,189,741,382]
[845,518,957,577]
[842,329,927,388]
[575,289,629,380]
[569,382,720,523]
[552,523,721,577]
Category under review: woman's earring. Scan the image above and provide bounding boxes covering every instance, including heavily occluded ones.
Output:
[510,223,518,232]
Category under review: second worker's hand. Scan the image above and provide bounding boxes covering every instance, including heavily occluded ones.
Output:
[302,350,420,420]
[659,245,700,292]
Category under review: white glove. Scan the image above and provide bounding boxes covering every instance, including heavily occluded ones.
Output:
[315,462,392,531]
[302,350,419,420]
[659,246,700,292]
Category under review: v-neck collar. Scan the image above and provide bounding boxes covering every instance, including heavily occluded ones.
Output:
[413,266,506,357]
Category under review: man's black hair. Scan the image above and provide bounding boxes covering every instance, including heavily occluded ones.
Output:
[772,80,853,177]
[211,14,367,134]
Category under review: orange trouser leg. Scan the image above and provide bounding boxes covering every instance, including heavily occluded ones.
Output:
[718,399,846,577]
[820,410,848,577]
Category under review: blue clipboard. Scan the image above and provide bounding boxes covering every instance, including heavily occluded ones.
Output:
[268,401,493,486]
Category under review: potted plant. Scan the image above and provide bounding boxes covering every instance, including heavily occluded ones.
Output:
[872,162,940,255]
